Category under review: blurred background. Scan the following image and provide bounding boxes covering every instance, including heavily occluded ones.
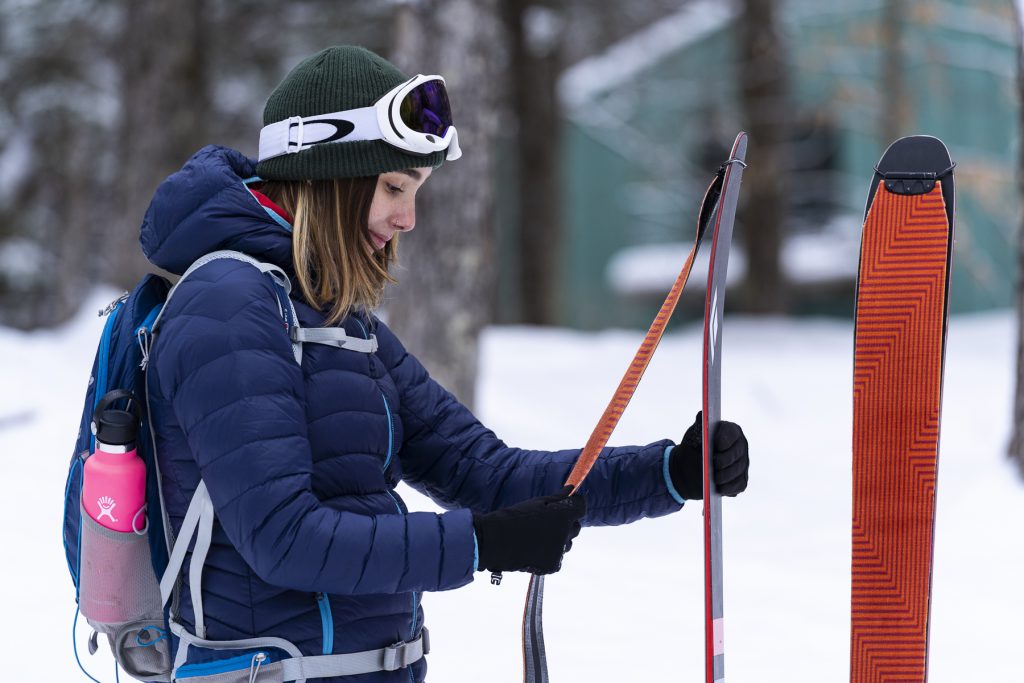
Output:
[0,0,1021,470]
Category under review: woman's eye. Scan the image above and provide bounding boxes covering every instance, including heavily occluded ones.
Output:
[387,184,403,194]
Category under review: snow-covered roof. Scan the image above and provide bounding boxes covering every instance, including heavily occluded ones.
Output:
[558,0,738,111]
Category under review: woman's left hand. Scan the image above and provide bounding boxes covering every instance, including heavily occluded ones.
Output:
[668,412,749,500]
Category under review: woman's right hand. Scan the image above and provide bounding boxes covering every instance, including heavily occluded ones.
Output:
[472,487,586,575]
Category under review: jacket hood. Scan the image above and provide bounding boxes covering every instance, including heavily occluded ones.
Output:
[140,145,294,276]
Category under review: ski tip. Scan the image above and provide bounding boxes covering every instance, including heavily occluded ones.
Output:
[729,132,748,161]
[864,135,954,219]
[875,135,952,177]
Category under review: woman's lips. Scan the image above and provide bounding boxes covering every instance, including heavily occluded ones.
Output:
[370,232,388,250]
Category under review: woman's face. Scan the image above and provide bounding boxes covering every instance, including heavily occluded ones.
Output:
[366,167,433,251]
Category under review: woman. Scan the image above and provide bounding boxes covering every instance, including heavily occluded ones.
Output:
[142,46,749,682]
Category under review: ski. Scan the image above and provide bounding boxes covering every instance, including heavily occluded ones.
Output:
[850,135,955,683]
[701,132,747,683]
[519,135,746,683]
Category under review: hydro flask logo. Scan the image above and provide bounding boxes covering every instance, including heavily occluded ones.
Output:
[96,496,118,523]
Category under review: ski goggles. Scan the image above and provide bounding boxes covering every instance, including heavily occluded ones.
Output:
[258,74,461,163]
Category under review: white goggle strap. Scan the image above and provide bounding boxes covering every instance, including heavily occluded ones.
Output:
[257,106,380,162]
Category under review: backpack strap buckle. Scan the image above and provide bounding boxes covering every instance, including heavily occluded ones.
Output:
[383,629,430,672]
[290,327,379,354]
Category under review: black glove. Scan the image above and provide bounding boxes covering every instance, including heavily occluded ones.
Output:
[669,412,749,500]
[472,486,586,575]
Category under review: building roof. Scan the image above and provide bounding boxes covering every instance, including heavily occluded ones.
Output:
[558,0,738,111]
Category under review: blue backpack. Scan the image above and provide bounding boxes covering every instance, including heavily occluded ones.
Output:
[63,251,295,682]
[63,251,385,682]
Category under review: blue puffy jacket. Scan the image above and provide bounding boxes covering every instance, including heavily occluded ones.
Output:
[141,146,683,682]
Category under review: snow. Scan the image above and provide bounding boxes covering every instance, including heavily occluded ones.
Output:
[0,237,49,287]
[1,289,1021,681]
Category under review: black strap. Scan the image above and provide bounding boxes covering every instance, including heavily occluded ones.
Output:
[92,389,140,426]
[873,162,956,180]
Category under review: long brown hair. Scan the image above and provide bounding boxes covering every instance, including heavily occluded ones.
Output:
[260,177,399,325]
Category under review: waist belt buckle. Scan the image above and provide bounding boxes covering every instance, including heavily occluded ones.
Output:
[382,629,428,671]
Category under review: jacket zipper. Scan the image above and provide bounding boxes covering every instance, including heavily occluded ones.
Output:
[317,592,334,654]
[381,392,395,471]
[175,651,270,677]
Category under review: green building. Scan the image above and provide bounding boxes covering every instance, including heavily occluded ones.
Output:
[545,0,1018,329]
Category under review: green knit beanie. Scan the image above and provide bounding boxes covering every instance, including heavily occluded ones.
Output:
[255,46,447,180]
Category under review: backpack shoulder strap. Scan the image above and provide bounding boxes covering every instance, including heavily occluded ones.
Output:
[151,250,302,363]
[158,480,214,637]
[153,250,378,365]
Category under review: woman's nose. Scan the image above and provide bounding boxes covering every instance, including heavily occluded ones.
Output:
[393,205,416,232]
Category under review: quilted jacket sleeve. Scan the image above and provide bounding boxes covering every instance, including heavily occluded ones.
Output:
[373,319,684,527]
[154,261,475,594]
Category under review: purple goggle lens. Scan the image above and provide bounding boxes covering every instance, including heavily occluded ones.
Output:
[400,80,453,139]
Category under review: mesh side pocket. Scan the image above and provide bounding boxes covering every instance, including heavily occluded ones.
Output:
[78,504,162,627]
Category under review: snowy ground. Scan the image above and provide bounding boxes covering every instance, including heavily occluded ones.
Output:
[1,289,1021,682]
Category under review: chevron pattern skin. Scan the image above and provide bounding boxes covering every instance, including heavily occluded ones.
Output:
[851,181,950,683]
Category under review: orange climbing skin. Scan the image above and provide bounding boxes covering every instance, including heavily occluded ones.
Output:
[562,250,696,491]
[562,170,723,492]
[851,180,950,683]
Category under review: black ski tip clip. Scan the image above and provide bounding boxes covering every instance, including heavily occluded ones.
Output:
[876,163,956,196]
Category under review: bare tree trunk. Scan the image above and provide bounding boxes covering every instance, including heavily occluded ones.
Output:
[502,0,564,325]
[387,0,502,408]
[0,0,119,328]
[47,111,105,325]
[736,0,789,313]
[111,0,211,287]
[880,0,907,143]
[1008,3,1024,480]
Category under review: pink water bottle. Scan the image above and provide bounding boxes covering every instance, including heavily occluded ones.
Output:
[79,390,157,625]
[83,390,147,533]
